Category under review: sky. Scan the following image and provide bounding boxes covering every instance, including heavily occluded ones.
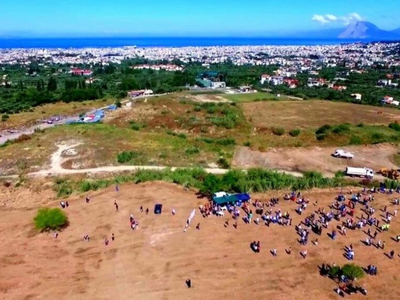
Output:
[0,0,399,37]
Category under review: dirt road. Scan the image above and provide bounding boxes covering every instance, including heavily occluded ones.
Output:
[24,144,302,178]
[233,144,399,180]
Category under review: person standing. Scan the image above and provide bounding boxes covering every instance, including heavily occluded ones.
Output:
[186,279,192,288]
[111,233,115,241]
[114,200,119,212]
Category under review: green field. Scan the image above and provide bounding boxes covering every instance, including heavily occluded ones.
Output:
[224,92,278,102]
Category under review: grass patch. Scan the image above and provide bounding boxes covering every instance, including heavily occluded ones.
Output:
[289,129,301,137]
[224,92,277,103]
[129,120,146,131]
[117,151,142,163]
[272,127,285,136]
[34,208,68,231]
[185,147,200,155]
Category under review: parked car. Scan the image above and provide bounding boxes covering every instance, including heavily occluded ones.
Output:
[333,149,354,159]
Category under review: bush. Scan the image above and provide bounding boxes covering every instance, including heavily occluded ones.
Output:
[117,151,140,163]
[356,123,364,127]
[332,123,350,135]
[34,208,68,231]
[316,134,326,141]
[329,266,341,279]
[177,133,187,139]
[1,114,10,122]
[316,124,331,135]
[243,141,251,147]
[289,129,301,137]
[272,127,285,136]
[341,264,365,282]
[389,122,400,131]
[217,157,230,169]
[56,182,73,198]
[199,137,214,144]
[115,100,122,108]
[185,147,200,155]
[216,138,236,146]
[131,123,141,131]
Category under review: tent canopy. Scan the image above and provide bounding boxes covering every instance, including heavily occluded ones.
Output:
[213,193,251,205]
[235,193,250,201]
[213,195,237,205]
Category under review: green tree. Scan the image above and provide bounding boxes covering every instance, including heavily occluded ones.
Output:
[47,77,57,91]
[341,264,365,283]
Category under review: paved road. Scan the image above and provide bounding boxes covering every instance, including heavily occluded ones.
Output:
[0,94,164,146]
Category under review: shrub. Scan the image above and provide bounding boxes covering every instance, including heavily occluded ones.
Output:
[272,127,285,136]
[185,147,200,155]
[332,123,350,135]
[131,123,141,131]
[289,129,301,137]
[56,183,73,198]
[216,138,236,146]
[115,100,122,108]
[328,266,341,279]
[34,208,68,231]
[217,157,230,169]
[194,106,202,112]
[341,264,365,282]
[243,141,251,147]
[161,110,169,115]
[207,106,217,114]
[356,123,364,127]
[200,137,214,144]
[117,151,140,163]
[315,124,331,135]
[1,114,10,122]
[316,134,326,141]
[389,122,400,131]
[177,133,187,139]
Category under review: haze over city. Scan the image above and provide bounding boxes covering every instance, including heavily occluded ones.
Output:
[0,0,399,37]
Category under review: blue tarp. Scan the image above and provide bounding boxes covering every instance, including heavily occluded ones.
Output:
[213,193,251,204]
[108,104,117,111]
[235,193,250,201]
[94,110,105,117]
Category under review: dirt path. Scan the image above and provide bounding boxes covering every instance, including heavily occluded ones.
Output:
[23,144,303,178]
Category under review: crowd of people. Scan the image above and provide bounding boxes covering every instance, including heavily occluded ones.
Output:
[199,186,400,295]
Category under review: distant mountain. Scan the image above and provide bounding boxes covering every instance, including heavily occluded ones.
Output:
[338,21,400,40]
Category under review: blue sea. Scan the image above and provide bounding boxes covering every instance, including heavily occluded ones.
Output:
[0,37,369,49]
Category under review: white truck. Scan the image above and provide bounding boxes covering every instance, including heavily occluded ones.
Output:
[345,167,374,179]
[333,149,354,159]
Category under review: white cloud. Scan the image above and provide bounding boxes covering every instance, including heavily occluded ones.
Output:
[312,15,330,24]
[312,13,364,25]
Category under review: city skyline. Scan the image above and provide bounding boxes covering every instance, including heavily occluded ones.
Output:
[1,0,400,37]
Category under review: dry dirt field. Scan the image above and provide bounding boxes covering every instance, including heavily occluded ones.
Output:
[1,181,399,300]
[233,144,400,176]
[241,100,400,129]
